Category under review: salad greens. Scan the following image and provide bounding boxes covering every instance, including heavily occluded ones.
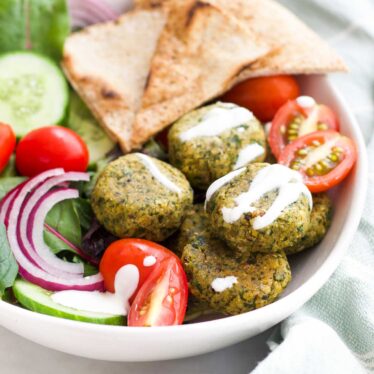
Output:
[44,198,93,255]
[0,156,18,178]
[0,176,26,200]
[0,0,70,62]
[0,223,18,297]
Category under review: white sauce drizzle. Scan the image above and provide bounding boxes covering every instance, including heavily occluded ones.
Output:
[179,103,253,142]
[211,276,238,292]
[205,167,246,207]
[221,164,312,230]
[143,255,157,267]
[51,264,140,316]
[137,153,182,195]
[233,143,264,170]
[296,96,316,108]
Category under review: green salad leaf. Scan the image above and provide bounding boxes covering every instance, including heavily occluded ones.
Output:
[0,223,18,298]
[0,156,18,178]
[0,0,70,61]
[44,198,93,255]
[0,176,26,201]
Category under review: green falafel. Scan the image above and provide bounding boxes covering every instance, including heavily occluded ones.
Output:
[206,163,312,255]
[285,193,333,255]
[91,153,193,241]
[180,207,291,315]
[168,102,266,190]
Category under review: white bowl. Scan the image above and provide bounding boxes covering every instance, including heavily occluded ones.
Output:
[0,75,368,362]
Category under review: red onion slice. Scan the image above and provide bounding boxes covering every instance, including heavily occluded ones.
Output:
[68,0,119,29]
[0,188,18,226]
[4,169,104,291]
[20,172,89,276]
[21,188,83,277]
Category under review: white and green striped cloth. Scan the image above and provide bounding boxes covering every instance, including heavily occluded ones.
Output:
[252,0,374,372]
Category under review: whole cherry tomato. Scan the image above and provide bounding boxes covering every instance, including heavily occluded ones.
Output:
[0,123,16,173]
[221,75,300,122]
[16,126,89,177]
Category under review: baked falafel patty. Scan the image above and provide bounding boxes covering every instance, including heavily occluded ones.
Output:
[166,204,207,257]
[168,102,266,190]
[180,206,291,315]
[285,193,333,255]
[206,163,312,255]
[91,153,193,241]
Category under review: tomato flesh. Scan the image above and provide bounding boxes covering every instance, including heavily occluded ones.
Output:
[278,130,357,192]
[0,123,16,173]
[221,75,300,122]
[100,238,177,294]
[128,257,188,327]
[269,99,339,159]
[16,126,89,177]
[100,239,188,326]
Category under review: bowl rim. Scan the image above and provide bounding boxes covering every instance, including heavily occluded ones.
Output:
[0,75,368,338]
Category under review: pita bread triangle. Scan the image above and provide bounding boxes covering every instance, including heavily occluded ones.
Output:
[130,0,271,148]
[208,0,347,82]
[62,8,166,152]
[136,0,347,78]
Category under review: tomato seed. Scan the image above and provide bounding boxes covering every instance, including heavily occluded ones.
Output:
[297,149,308,156]
[317,123,329,130]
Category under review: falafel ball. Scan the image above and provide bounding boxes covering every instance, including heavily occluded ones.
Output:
[285,193,332,255]
[168,102,266,190]
[166,204,207,257]
[180,207,291,315]
[91,153,193,241]
[206,163,312,255]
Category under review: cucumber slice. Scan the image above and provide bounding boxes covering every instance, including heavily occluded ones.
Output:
[68,92,115,166]
[13,279,124,326]
[0,52,69,137]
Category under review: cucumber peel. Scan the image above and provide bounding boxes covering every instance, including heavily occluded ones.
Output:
[13,279,124,326]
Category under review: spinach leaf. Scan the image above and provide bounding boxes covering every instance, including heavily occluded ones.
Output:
[0,0,70,61]
[44,197,93,255]
[0,177,26,201]
[0,155,18,178]
[81,219,118,263]
[0,223,18,297]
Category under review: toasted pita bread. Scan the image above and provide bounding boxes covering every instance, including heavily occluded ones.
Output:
[135,0,346,79]
[131,0,270,148]
[62,9,166,152]
[208,0,347,81]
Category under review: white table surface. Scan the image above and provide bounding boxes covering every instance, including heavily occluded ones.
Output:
[0,325,274,374]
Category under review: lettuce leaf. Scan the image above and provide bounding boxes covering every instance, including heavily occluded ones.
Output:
[0,223,18,297]
[0,177,26,201]
[0,0,70,61]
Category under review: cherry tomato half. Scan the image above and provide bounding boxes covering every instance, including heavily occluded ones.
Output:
[128,257,188,327]
[221,75,300,122]
[278,130,357,193]
[16,126,89,177]
[0,123,16,173]
[269,98,339,159]
[100,238,178,295]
